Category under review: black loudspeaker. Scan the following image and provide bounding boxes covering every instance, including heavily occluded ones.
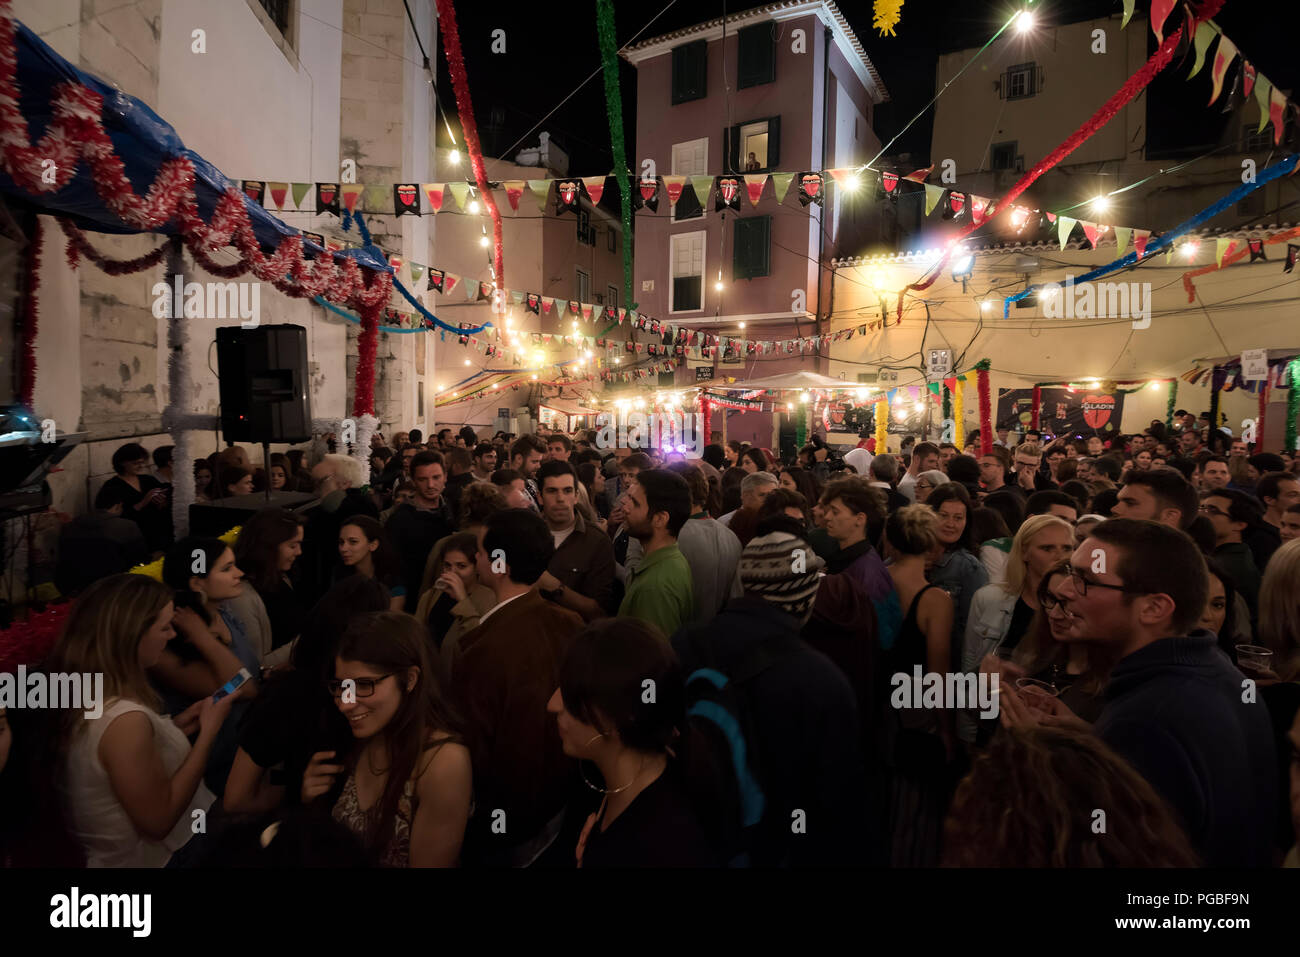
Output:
[188,490,318,537]
[778,414,798,464]
[216,324,312,444]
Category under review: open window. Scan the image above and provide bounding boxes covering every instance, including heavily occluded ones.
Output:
[725,117,780,173]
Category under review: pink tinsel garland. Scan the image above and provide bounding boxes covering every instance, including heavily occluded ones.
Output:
[18,216,40,409]
[436,0,505,291]
[894,2,1223,318]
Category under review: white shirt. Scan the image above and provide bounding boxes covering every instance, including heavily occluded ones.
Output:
[897,471,918,503]
[551,524,575,548]
[718,509,736,528]
[478,591,529,625]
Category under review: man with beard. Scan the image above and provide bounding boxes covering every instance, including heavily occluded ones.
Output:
[617,469,693,638]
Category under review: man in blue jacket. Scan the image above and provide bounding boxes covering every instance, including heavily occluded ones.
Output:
[1055,518,1277,866]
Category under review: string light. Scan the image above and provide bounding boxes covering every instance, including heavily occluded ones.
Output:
[468,200,480,214]
[1091,195,1111,214]
[449,149,460,165]
[1015,9,1035,33]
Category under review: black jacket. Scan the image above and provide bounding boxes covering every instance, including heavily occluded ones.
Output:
[1094,632,1277,867]
[385,500,455,613]
[673,598,877,866]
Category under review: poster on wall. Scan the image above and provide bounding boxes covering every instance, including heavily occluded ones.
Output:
[997,387,1125,439]
[415,333,426,375]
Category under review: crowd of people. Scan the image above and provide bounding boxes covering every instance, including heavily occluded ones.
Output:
[3,410,1300,869]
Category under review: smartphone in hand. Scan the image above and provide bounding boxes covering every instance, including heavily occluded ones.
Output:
[212,668,253,703]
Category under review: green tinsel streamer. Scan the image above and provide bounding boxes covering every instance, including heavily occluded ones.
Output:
[1165,379,1177,431]
[596,0,633,312]
[942,386,952,424]
[1287,359,1300,452]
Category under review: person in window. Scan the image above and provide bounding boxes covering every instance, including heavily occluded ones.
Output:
[303,612,472,867]
[549,617,717,868]
[744,151,761,172]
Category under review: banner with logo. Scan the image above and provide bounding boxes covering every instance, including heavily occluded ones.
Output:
[997,387,1125,438]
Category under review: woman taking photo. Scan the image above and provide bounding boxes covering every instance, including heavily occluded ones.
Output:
[51,575,234,866]
[302,612,472,867]
[414,532,495,683]
[102,442,170,551]
[337,516,406,612]
[548,617,717,867]
[233,508,307,654]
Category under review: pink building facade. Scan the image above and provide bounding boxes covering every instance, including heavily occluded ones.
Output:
[622,0,889,447]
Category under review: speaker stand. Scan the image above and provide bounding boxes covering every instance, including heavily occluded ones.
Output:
[262,441,271,502]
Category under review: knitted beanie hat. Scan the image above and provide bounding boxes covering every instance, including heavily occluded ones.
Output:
[738,530,825,623]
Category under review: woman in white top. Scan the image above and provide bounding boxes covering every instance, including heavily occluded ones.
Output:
[50,574,235,867]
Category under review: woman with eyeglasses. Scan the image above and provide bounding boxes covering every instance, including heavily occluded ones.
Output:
[303,612,471,867]
[913,469,949,505]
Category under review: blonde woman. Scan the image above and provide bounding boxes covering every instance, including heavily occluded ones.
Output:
[1259,538,1300,682]
[962,514,1075,675]
[48,575,234,867]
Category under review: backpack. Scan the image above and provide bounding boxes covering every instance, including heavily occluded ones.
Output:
[679,627,797,867]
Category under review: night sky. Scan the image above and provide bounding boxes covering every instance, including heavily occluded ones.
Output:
[432,0,1299,180]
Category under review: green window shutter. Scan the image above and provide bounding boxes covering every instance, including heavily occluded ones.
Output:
[733,216,771,280]
[671,40,707,105]
[765,116,780,171]
[737,24,775,89]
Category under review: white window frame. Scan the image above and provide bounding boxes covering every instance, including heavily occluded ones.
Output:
[575,267,591,302]
[671,137,708,223]
[669,230,706,315]
[607,284,618,310]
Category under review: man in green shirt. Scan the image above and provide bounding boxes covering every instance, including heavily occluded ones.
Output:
[618,468,694,638]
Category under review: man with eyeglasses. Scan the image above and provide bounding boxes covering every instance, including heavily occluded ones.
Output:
[1200,489,1262,617]
[1044,518,1277,867]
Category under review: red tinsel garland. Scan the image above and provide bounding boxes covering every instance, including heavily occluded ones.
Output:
[1257,384,1268,450]
[353,301,380,416]
[59,219,168,275]
[977,362,993,457]
[1030,385,1041,431]
[435,0,505,291]
[0,601,71,673]
[893,3,1221,319]
[18,215,40,409]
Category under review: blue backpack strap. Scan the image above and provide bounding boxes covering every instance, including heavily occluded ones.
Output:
[686,698,766,827]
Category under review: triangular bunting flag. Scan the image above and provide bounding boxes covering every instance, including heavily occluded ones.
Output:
[291,182,311,209]
[744,174,767,205]
[1269,86,1286,144]
[971,195,990,224]
[315,183,340,216]
[393,184,420,216]
[1188,21,1215,79]
[1255,74,1273,133]
[1248,239,1267,263]
[1133,229,1151,258]
[1242,61,1257,98]
[241,180,265,205]
[1115,226,1132,252]
[340,184,364,213]
[946,191,965,219]
[1285,244,1298,273]
[1151,0,1176,43]
[1080,221,1100,247]
[423,183,444,212]
[1121,0,1135,29]
[1045,211,1057,224]
[266,182,288,210]
[1058,216,1077,249]
[881,171,899,194]
[770,172,795,204]
[1209,36,1236,105]
[582,304,593,322]
[1216,237,1233,268]
[662,175,686,205]
[924,184,944,216]
[448,181,471,210]
[902,166,933,184]
[527,179,550,210]
[503,180,524,211]
[582,177,606,206]
[409,263,424,284]
[690,175,713,206]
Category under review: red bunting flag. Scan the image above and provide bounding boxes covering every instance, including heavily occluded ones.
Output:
[902,166,934,183]
[1081,221,1101,247]
[662,175,686,204]
[1150,0,1176,43]
[1133,229,1151,258]
[1209,36,1237,106]
[503,180,524,211]
[1242,61,1257,98]
[582,177,606,206]
[423,183,444,212]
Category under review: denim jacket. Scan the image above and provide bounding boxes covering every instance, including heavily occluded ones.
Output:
[961,583,1020,674]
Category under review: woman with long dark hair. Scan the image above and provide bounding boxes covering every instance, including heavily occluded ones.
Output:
[50,575,234,866]
[548,617,717,867]
[413,532,495,682]
[233,508,307,653]
[337,516,406,612]
[780,466,820,519]
[925,484,989,675]
[101,442,170,551]
[224,576,392,815]
[213,466,254,500]
[739,447,768,475]
[302,612,471,867]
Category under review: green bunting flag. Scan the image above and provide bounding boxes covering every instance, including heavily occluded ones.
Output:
[448,182,471,210]
[528,179,551,210]
[291,182,311,209]
[1256,74,1273,133]
[1188,21,1215,79]
[1057,216,1076,249]
[924,184,944,216]
[770,172,795,204]
[690,175,713,206]
[1216,237,1233,267]
[1121,0,1135,28]
[409,263,424,284]
[1114,226,1132,253]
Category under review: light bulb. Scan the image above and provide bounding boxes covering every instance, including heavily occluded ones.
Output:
[1149,381,1161,391]
[1015,10,1035,33]
[739,321,746,329]
[614,357,621,365]
[479,236,489,247]
[1092,195,1110,213]
[463,359,471,366]
[981,300,993,312]
[449,149,460,165]
[468,200,480,214]
[715,281,724,291]
[1183,241,1200,259]
[531,374,538,380]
